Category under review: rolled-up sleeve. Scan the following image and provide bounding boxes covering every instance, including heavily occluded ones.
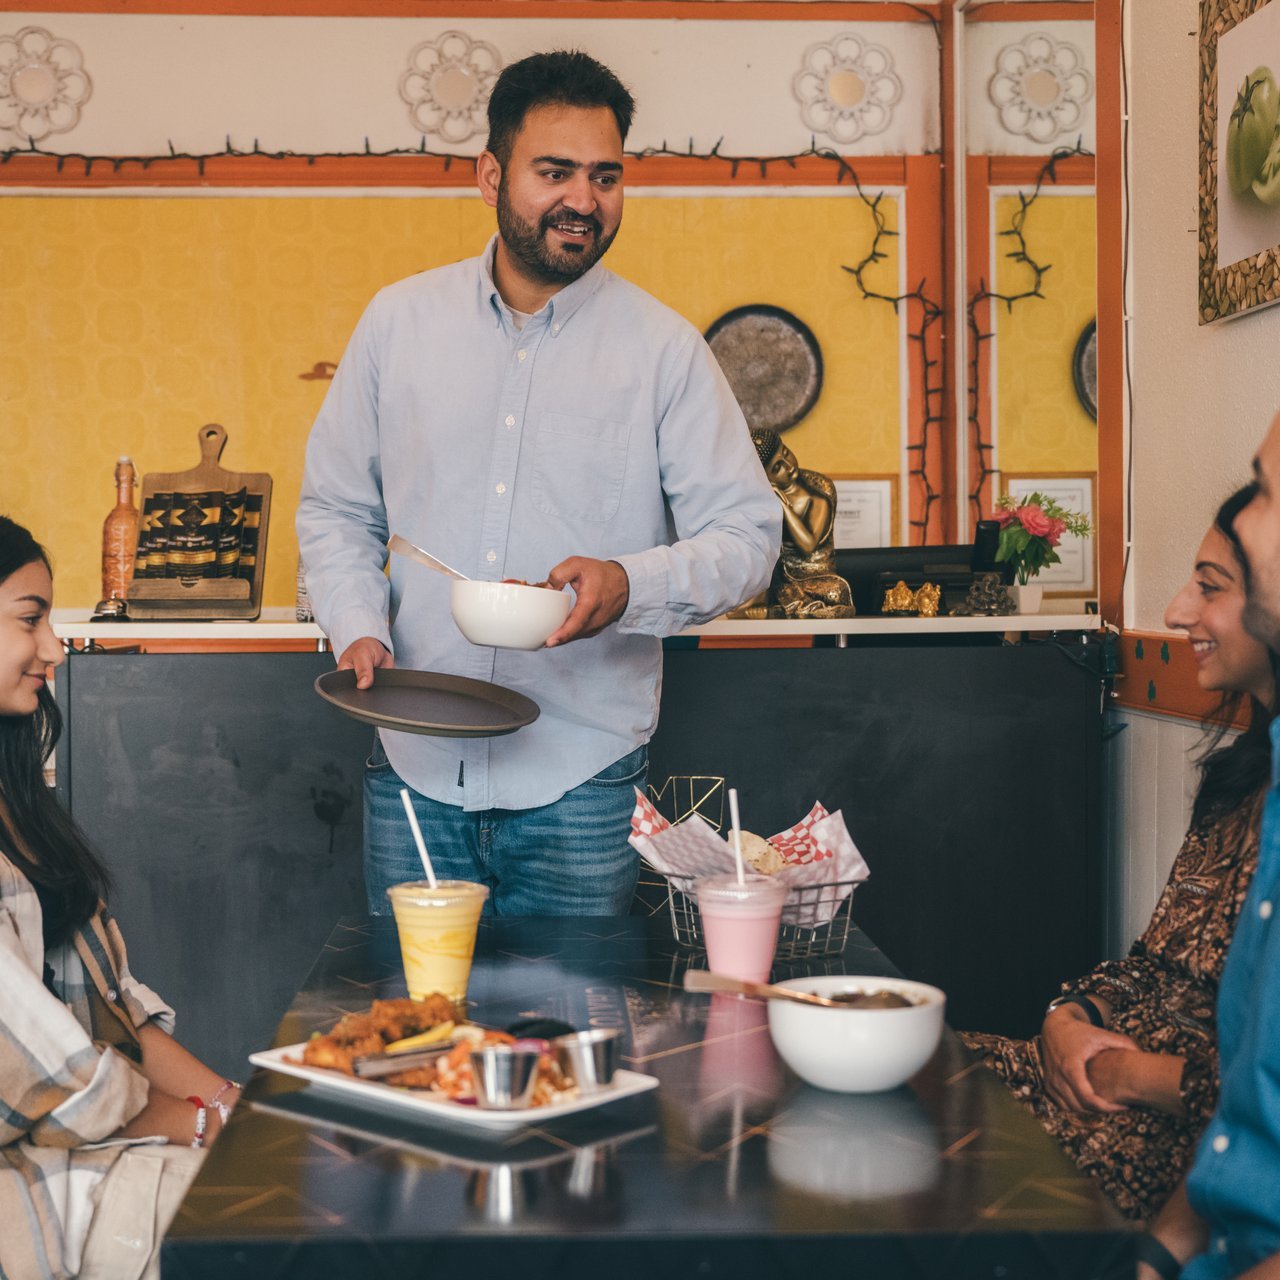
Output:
[296,297,395,659]
[0,908,147,1149]
[614,332,780,635]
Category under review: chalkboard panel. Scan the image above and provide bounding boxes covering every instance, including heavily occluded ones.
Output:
[58,639,1103,1071]
[649,642,1104,1037]
[62,651,370,1077]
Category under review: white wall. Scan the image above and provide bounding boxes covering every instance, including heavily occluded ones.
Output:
[1129,0,1280,630]
[1103,708,1202,955]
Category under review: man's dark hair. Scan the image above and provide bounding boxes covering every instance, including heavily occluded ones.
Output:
[486,50,635,168]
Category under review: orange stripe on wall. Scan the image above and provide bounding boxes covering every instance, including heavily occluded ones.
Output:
[0,152,909,189]
[965,2,1094,20]
[1095,0,1126,627]
[696,636,815,650]
[9,1,941,19]
[987,155,1097,186]
[1112,630,1227,726]
[937,2,958,543]
[904,154,947,544]
[966,154,993,529]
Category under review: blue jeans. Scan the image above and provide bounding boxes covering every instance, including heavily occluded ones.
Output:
[363,735,646,917]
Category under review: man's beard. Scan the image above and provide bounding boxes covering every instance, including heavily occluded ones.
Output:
[496,181,618,286]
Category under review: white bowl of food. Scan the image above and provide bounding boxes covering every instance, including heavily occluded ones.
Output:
[450,579,572,651]
[767,975,945,1093]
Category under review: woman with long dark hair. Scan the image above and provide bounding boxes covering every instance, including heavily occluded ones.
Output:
[0,516,238,1280]
[962,484,1277,1222]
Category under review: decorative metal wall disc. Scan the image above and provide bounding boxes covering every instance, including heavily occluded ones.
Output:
[1072,319,1097,422]
[704,305,823,433]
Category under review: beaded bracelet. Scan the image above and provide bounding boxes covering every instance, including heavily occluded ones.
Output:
[186,1096,208,1149]
[210,1079,240,1107]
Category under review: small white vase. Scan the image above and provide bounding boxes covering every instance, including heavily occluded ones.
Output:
[1008,581,1043,614]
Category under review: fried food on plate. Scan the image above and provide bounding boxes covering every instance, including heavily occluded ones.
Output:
[298,995,456,1075]
[291,997,576,1106]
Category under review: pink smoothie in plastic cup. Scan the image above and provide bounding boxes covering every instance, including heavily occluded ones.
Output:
[697,873,787,983]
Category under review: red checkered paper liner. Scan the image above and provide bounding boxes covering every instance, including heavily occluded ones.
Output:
[629,790,868,927]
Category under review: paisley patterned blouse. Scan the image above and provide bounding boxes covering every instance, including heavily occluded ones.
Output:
[961,807,1260,1221]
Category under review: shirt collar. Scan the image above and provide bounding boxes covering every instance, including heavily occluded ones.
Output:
[478,234,606,336]
[1270,718,1280,787]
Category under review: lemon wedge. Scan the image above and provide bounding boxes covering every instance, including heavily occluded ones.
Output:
[384,1020,456,1054]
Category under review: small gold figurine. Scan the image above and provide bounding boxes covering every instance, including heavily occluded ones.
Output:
[729,431,856,619]
[913,582,941,617]
[882,580,916,614]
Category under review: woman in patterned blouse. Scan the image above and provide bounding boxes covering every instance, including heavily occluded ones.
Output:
[0,516,238,1280]
[962,485,1278,1221]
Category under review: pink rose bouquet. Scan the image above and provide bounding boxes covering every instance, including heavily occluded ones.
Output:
[992,492,1092,585]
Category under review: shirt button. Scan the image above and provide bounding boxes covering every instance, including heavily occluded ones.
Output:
[1217,1238,1229,1254]
[495,483,507,495]
[486,550,497,563]
[106,988,118,1003]
[1213,1133,1230,1153]
[517,349,527,362]
[1261,900,1273,920]
[505,415,515,428]
[552,323,561,334]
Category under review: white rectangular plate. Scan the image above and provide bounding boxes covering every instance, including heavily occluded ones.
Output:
[249,1043,658,1133]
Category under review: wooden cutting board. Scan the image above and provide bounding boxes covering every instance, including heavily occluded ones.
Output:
[127,423,273,620]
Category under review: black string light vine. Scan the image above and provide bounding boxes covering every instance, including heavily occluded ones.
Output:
[842,185,944,545]
[4,137,946,539]
[966,140,1092,531]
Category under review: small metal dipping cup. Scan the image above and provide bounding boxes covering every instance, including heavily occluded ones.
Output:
[471,1046,541,1110]
[552,1028,621,1094]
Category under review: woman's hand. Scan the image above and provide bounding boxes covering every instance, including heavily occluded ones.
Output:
[113,1087,226,1146]
[1087,1048,1188,1116]
[1040,1004,1139,1113]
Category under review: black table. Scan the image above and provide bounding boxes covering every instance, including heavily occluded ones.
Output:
[162,916,1132,1279]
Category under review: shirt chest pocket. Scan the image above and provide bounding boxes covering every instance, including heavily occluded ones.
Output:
[531,412,631,523]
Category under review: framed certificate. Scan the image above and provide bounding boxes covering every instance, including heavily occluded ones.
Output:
[1000,473,1097,597]
[831,476,897,549]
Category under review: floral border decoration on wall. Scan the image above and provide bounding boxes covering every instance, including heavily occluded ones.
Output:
[989,32,1092,146]
[793,34,902,145]
[0,26,91,143]
[399,29,502,144]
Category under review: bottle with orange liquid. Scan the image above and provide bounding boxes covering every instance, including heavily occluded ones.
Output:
[96,456,138,617]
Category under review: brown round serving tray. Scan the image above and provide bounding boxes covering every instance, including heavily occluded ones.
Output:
[314,668,540,738]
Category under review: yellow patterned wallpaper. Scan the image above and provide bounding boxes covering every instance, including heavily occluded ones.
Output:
[993,191,1098,479]
[1,193,900,609]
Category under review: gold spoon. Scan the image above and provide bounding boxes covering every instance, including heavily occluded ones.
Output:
[682,970,850,1008]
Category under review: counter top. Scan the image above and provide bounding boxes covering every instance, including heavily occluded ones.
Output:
[53,608,1099,643]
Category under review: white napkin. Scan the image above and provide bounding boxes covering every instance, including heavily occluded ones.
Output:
[629,789,869,928]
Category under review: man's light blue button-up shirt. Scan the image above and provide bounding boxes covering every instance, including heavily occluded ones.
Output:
[1183,718,1280,1278]
[297,238,780,812]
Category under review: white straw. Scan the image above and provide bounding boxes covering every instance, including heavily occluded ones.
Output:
[728,788,746,886]
[400,788,437,888]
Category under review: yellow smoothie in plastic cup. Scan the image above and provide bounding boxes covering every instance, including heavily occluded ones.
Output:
[386,880,489,1004]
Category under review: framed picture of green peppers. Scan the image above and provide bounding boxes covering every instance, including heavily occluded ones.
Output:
[1201,0,1280,322]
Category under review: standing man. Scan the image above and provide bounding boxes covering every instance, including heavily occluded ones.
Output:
[1139,414,1280,1280]
[297,51,780,917]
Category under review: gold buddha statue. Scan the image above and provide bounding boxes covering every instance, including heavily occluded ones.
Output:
[732,430,856,619]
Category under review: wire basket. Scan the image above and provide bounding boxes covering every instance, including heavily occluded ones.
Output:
[663,874,857,960]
